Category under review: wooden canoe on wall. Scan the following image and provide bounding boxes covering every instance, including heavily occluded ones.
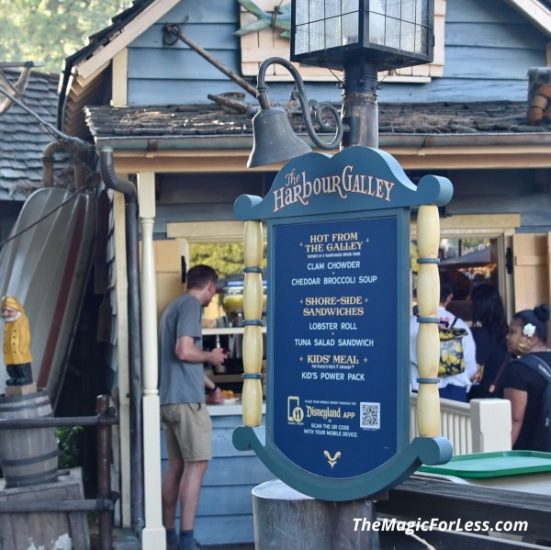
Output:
[0,188,96,406]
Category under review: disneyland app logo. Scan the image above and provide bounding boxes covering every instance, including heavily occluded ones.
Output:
[273,166,395,213]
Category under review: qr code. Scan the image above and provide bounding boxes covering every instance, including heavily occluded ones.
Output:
[360,402,380,430]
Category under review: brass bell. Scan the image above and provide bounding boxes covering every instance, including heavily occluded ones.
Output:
[247,106,312,168]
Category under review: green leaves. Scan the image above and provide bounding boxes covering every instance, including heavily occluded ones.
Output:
[191,242,246,280]
[190,241,267,280]
[0,0,130,72]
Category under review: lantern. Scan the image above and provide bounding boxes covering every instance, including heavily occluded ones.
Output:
[291,0,434,71]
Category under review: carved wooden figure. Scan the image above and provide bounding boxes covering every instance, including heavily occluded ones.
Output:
[1,295,33,387]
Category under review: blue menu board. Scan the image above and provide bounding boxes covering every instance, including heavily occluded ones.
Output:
[233,147,454,500]
[272,215,398,478]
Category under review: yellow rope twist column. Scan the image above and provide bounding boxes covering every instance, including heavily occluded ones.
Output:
[416,205,441,437]
[242,221,264,427]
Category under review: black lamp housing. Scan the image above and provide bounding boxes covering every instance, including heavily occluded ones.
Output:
[291,0,434,72]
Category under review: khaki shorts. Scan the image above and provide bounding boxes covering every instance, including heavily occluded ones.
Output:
[161,403,212,461]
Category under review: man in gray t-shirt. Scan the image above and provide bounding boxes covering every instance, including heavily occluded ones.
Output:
[158,265,226,550]
[159,293,206,405]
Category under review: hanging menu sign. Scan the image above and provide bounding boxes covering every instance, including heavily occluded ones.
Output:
[272,215,398,477]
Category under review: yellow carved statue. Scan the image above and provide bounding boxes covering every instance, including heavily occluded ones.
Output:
[1,296,33,386]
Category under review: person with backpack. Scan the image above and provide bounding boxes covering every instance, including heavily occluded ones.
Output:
[502,304,551,451]
[410,273,477,402]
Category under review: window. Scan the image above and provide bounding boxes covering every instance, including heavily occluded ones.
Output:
[238,0,445,82]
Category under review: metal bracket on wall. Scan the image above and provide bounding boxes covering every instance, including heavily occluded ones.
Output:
[506,246,513,274]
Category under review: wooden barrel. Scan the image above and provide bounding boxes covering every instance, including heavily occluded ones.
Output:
[0,391,58,488]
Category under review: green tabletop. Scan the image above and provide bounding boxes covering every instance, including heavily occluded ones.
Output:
[419,450,551,478]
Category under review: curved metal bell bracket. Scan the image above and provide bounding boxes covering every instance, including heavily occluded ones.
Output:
[248,57,344,167]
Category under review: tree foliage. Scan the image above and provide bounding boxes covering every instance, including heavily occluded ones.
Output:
[190,242,267,282]
[191,243,245,281]
[0,0,131,73]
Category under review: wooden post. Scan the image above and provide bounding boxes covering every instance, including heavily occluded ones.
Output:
[137,172,165,547]
[470,398,512,453]
[415,205,442,437]
[241,221,264,427]
[96,395,113,550]
[253,480,378,549]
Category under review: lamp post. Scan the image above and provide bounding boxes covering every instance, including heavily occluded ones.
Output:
[292,0,434,148]
[248,0,434,163]
[239,4,445,547]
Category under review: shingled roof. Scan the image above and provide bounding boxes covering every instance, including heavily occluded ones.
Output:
[0,69,65,200]
[85,100,551,142]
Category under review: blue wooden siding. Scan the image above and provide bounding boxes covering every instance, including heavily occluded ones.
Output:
[445,23,547,49]
[127,0,243,106]
[161,413,274,545]
[447,0,534,22]
[447,169,551,232]
[153,168,550,237]
[132,23,238,50]
[152,172,271,234]
[128,49,238,80]
[444,47,545,80]
[158,0,239,24]
[127,79,249,105]
[439,0,547,89]
[126,0,549,106]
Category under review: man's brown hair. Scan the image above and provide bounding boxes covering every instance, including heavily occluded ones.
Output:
[186,265,218,290]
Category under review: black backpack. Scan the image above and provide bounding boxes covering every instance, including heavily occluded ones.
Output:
[519,354,551,452]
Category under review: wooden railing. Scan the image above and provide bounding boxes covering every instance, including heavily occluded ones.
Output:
[410,394,512,455]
